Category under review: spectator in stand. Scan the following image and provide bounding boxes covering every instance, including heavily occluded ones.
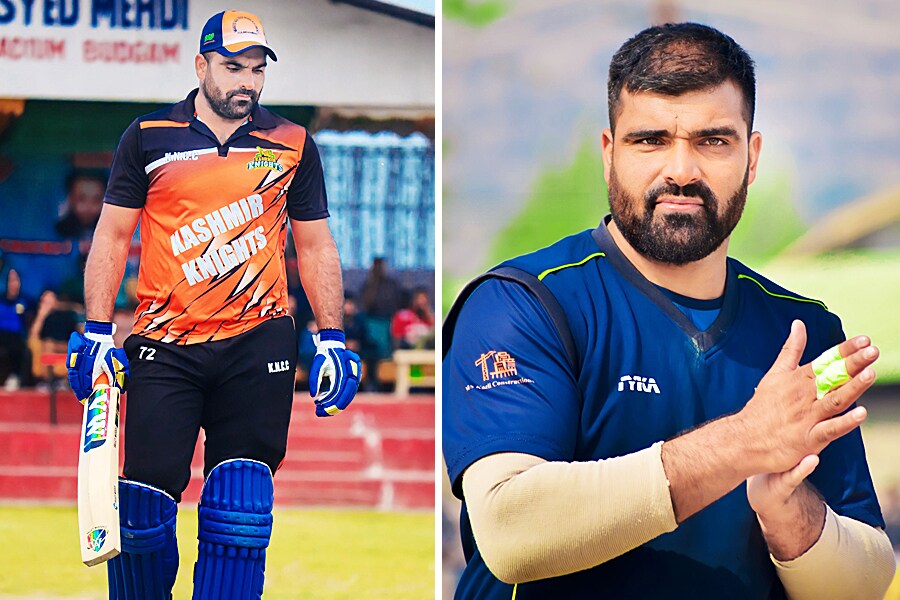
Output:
[361,257,404,360]
[294,296,372,391]
[27,290,80,386]
[391,287,435,350]
[344,293,376,389]
[0,269,28,389]
[55,170,106,239]
[56,170,107,304]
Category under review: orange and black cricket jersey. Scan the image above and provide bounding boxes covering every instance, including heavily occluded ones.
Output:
[105,89,328,344]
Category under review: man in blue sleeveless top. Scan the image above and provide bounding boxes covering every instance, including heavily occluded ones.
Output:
[443,23,895,600]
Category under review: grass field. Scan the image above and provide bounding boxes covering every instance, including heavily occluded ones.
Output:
[0,506,434,599]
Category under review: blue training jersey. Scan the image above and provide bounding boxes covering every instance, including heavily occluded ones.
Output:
[443,216,883,600]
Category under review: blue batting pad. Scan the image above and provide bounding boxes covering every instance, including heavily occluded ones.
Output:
[192,459,274,600]
[108,479,178,600]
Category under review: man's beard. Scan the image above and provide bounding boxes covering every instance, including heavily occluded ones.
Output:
[200,78,259,120]
[608,167,748,265]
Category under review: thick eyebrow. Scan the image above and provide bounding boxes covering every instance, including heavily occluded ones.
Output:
[223,59,267,69]
[621,126,741,141]
[694,126,740,139]
[621,129,669,142]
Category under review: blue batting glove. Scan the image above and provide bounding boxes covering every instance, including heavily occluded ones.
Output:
[67,320,129,404]
[309,329,360,417]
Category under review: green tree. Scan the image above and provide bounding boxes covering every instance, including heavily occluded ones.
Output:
[443,0,507,27]
[489,138,608,266]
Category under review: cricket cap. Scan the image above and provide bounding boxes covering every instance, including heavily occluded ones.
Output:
[199,10,278,61]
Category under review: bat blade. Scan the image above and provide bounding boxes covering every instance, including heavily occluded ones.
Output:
[77,384,122,566]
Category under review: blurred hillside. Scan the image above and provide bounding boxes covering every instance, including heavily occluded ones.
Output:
[444,0,900,273]
[442,0,900,379]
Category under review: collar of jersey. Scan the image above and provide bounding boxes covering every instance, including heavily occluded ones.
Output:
[165,88,278,130]
[591,215,739,354]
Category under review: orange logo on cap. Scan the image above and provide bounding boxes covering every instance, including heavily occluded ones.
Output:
[231,15,260,35]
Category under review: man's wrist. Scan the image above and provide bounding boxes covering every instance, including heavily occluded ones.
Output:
[757,483,826,561]
[660,414,755,523]
[316,329,345,343]
[84,320,114,336]
[723,410,771,477]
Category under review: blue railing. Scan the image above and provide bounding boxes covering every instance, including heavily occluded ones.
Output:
[315,130,435,269]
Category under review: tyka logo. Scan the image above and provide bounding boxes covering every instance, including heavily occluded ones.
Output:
[268,360,290,373]
[618,375,661,394]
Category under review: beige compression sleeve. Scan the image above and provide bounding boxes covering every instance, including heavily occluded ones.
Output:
[773,504,895,600]
[461,443,678,583]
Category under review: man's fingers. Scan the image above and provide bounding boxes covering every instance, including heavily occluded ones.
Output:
[803,336,875,381]
[840,344,879,379]
[810,405,867,447]
[835,335,871,361]
[772,320,807,373]
[815,367,877,419]
[783,455,819,489]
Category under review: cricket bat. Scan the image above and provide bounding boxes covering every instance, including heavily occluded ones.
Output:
[77,372,121,566]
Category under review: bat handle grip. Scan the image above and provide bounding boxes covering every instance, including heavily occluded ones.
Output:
[94,372,111,389]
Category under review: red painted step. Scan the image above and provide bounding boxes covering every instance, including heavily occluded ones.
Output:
[0,391,435,510]
[381,436,435,472]
[0,390,83,425]
[291,395,435,430]
[0,468,434,509]
[0,424,81,467]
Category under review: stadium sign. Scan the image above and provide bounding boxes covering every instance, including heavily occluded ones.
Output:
[1,0,433,107]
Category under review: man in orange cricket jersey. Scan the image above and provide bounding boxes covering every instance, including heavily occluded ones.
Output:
[66,10,360,599]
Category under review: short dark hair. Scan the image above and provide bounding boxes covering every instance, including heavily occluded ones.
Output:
[64,169,107,194]
[608,23,756,132]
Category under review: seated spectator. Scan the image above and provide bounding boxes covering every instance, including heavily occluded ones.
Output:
[391,287,435,350]
[343,294,370,354]
[344,294,378,390]
[360,257,403,361]
[28,290,80,385]
[55,170,105,239]
[0,269,28,389]
[56,170,107,304]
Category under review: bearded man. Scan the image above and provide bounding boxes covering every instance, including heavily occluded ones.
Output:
[442,22,894,600]
[66,10,360,599]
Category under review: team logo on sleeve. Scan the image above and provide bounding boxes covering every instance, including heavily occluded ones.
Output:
[465,350,534,392]
[247,147,284,172]
[475,350,517,380]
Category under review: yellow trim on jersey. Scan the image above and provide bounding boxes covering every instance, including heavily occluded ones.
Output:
[737,274,828,310]
[139,120,190,129]
[511,583,517,599]
[537,252,605,281]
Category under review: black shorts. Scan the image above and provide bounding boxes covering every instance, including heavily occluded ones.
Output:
[121,317,297,501]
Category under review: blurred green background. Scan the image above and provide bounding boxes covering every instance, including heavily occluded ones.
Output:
[442,1,900,596]
[443,138,900,382]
